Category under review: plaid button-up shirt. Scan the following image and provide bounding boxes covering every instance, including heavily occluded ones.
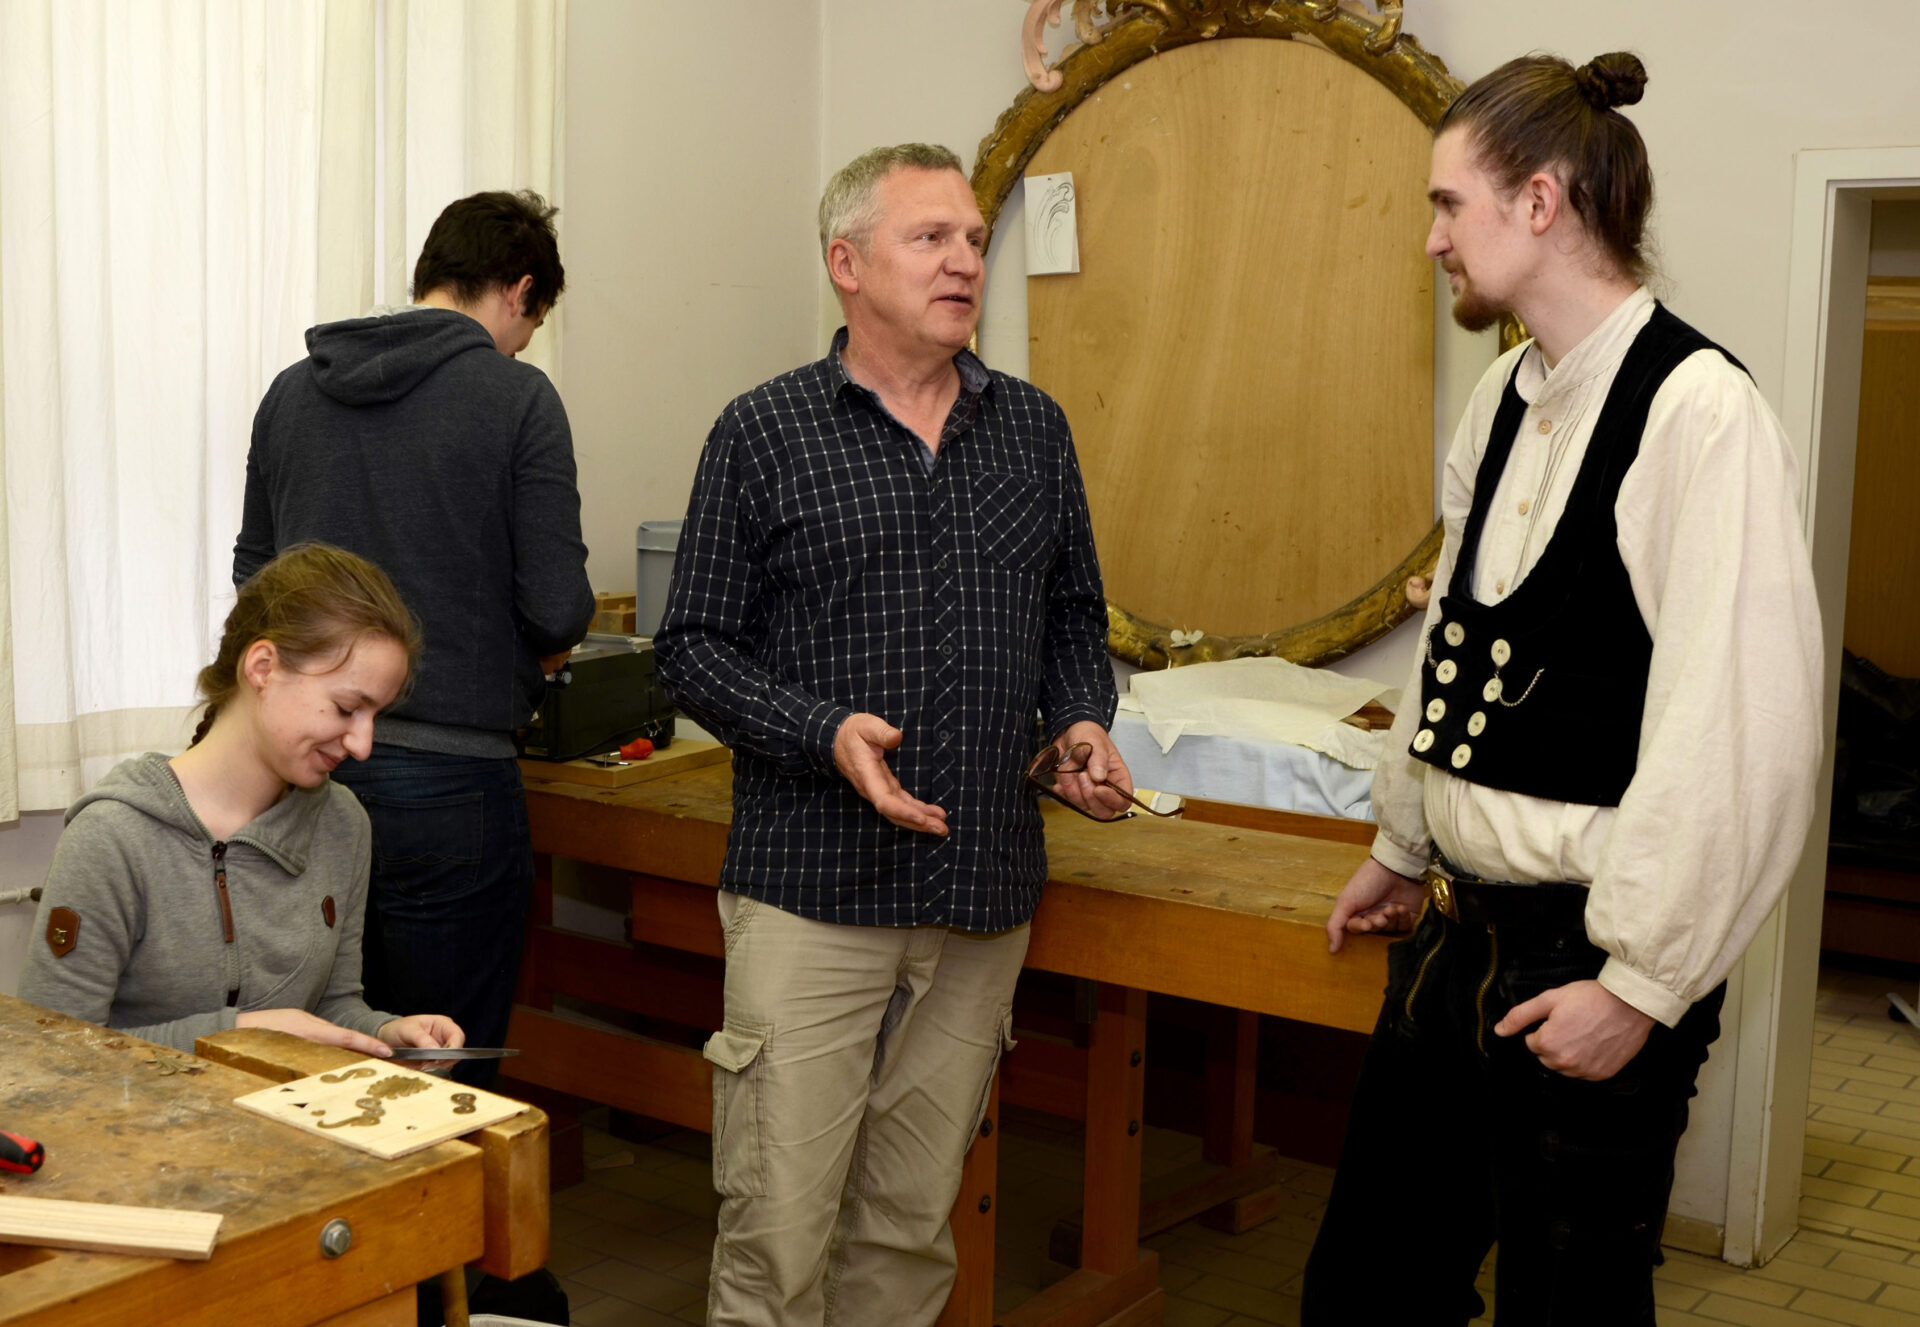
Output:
[654,330,1116,931]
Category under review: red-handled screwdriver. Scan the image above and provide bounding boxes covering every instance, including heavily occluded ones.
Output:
[0,1130,44,1175]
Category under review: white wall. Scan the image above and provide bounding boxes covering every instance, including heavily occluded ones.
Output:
[559,0,825,593]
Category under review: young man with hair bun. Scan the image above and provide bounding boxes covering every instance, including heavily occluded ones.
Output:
[1303,52,1823,1325]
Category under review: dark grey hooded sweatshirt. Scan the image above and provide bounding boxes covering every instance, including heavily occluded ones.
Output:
[234,308,594,756]
[21,753,392,1052]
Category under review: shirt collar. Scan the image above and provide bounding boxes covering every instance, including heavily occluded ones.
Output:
[826,326,993,403]
[1514,286,1656,407]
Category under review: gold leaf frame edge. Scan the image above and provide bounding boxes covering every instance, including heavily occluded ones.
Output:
[975,0,1474,670]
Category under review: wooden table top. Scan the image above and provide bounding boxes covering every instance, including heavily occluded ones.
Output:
[0,998,483,1325]
[522,762,1391,1034]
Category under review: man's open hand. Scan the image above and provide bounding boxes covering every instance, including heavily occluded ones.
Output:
[833,713,949,835]
[1495,979,1655,1081]
[1326,858,1426,953]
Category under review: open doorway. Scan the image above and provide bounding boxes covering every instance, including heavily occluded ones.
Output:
[1739,155,1920,1268]
[1802,195,1920,1251]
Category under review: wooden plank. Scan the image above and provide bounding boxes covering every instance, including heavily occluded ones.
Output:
[1203,1008,1259,1168]
[313,1289,417,1327]
[1081,985,1148,1275]
[527,926,724,1027]
[195,1028,549,1281]
[632,872,726,957]
[936,1076,1000,1327]
[995,1253,1159,1327]
[0,1196,221,1260]
[504,1006,712,1131]
[1052,1150,1281,1267]
[1000,1035,1089,1123]
[1846,326,1920,673]
[517,738,729,790]
[1179,798,1377,846]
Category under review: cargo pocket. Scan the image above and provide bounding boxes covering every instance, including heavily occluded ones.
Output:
[968,1009,1018,1143]
[704,1025,770,1197]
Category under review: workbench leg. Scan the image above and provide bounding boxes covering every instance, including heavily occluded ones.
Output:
[1082,983,1148,1275]
[439,1267,470,1327]
[1202,1007,1258,1168]
[1198,1007,1282,1236]
[937,1073,1000,1327]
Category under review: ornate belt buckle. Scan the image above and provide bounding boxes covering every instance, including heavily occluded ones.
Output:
[1423,865,1459,923]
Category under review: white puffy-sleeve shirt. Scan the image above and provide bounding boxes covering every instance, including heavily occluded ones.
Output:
[1369,287,1824,1028]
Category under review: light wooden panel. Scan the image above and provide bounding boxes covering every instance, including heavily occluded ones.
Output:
[1844,323,1920,676]
[1027,36,1435,638]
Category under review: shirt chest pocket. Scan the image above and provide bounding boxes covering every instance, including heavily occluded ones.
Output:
[972,470,1055,574]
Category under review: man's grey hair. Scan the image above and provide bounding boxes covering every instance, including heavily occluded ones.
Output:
[817,143,966,263]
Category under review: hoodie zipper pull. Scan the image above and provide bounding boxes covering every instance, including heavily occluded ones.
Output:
[212,842,240,1007]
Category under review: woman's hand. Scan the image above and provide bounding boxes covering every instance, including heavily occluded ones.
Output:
[236,1007,392,1057]
[378,1014,466,1050]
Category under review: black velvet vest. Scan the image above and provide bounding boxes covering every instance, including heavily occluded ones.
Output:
[1408,305,1743,807]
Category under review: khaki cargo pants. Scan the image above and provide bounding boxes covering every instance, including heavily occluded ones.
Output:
[704,892,1029,1327]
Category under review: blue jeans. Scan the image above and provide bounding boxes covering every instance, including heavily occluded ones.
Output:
[332,745,533,1088]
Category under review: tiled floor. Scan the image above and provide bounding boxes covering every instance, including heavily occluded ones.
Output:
[543,967,1920,1325]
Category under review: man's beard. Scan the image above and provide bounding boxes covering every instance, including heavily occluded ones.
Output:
[1448,273,1504,333]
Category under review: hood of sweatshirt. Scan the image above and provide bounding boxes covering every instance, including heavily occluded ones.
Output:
[304,307,498,406]
[67,752,335,875]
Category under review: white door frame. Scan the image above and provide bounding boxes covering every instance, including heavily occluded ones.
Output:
[1720,145,1920,1266]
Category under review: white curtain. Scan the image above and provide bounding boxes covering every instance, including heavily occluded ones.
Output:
[0,0,564,815]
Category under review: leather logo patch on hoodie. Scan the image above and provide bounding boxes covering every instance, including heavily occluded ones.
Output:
[322,896,336,929]
[47,907,80,957]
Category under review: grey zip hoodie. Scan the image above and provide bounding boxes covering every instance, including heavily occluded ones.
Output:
[21,753,393,1053]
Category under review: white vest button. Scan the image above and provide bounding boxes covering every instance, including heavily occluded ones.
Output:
[1436,660,1459,685]
[1444,622,1466,647]
[1467,711,1487,736]
[1426,698,1446,722]
[1451,743,1473,769]
[1491,639,1512,666]
[1483,677,1503,703]
[1413,728,1436,752]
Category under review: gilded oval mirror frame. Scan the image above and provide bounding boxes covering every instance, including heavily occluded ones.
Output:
[972,0,1502,671]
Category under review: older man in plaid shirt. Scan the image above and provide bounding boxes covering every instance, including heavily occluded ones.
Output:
[655,143,1133,1326]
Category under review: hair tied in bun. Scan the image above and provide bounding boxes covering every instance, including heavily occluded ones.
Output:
[1575,52,1647,111]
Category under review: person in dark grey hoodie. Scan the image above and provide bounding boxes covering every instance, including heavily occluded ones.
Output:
[23,545,463,1059]
[232,191,593,1084]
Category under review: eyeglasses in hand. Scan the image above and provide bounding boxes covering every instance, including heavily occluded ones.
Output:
[1023,742,1184,823]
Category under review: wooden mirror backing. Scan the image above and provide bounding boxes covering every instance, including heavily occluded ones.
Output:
[974,3,1464,668]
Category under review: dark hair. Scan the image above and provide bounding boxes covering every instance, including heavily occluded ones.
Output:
[1438,52,1653,283]
[410,189,565,317]
[193,543,422,746]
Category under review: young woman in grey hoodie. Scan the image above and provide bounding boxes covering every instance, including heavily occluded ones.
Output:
[22,544,464,1058]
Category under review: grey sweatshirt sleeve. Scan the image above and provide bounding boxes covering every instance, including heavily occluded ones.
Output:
[19,812,240,1054]
[510,376,595,655]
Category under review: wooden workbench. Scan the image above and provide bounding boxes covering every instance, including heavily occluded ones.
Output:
[0,999,548,1326]
[511,761,1389,1327]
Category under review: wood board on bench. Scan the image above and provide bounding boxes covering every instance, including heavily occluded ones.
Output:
[518,737,729,789]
